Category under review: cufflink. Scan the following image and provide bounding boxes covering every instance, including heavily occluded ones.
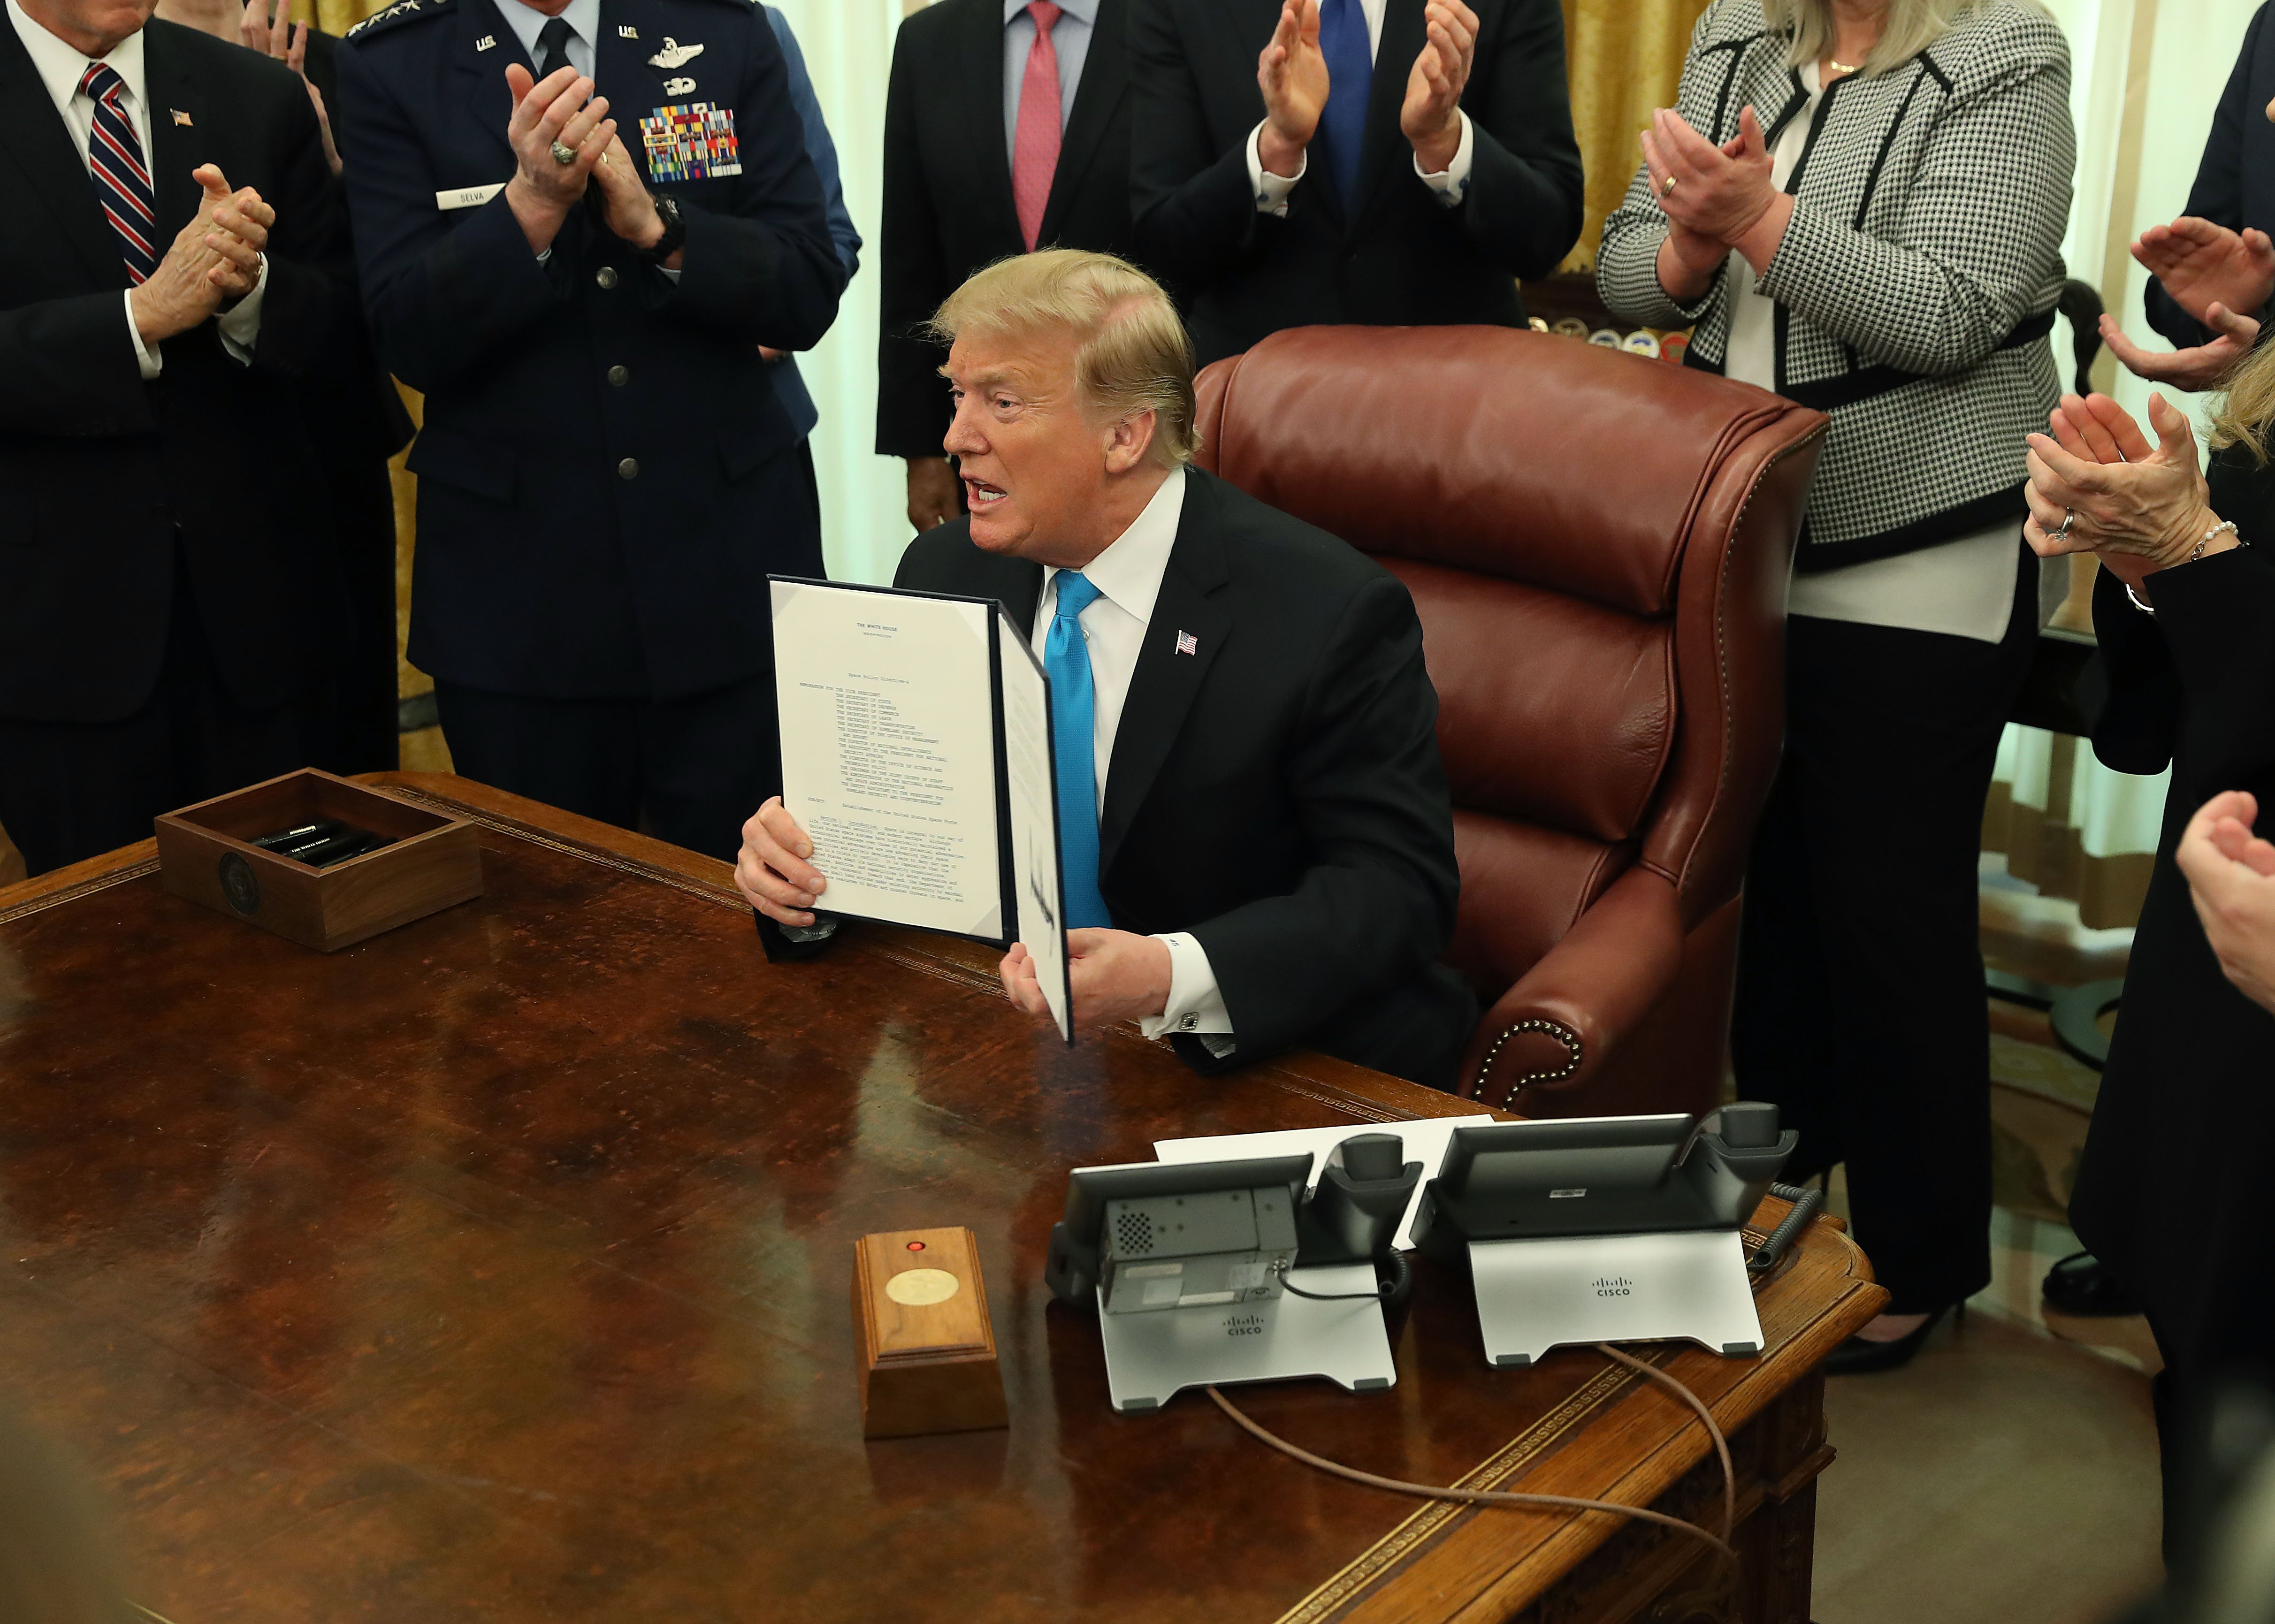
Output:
[1180,1014,1199,1032]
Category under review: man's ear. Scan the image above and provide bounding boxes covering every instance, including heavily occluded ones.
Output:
[1103,409,1159,475]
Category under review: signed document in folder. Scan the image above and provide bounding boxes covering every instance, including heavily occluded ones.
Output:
[771,580,1003,940]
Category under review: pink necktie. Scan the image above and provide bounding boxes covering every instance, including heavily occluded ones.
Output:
[1012,1,1064,252]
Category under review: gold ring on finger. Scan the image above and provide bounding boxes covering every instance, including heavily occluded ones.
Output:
[1661,173,1678,196]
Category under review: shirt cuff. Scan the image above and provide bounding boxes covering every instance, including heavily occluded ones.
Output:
[1246,120,1303,217]
[215,253,269,364]
[123,290,160,380]
[1414,110,1473,208]
[1138,931,1235,1043]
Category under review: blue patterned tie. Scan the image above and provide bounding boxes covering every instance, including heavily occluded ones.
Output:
[1315,0,1371,209]
[1044,572,1111,929]
[80,64,159,284]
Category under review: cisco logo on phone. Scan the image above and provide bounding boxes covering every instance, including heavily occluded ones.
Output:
[1593,1276,1634,1298]
[1223,1313,1265,1338]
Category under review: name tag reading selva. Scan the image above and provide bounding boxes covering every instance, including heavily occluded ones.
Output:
[640,100,740,183]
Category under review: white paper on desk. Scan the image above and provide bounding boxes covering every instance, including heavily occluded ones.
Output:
[995,606,1072,1043]
[771,579,1003,939]
[1152,1116,1496,1250]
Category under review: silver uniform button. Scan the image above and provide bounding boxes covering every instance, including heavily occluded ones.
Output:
[607,365,629,386]
[595,266,619,290]
[618,457,639,480]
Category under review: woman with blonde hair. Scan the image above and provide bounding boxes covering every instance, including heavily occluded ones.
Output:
[1600,0,2073,1372]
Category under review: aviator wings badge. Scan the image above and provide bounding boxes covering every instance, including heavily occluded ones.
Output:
[646,36,702,69]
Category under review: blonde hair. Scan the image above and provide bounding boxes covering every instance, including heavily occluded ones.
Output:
[2213,341,2275,465]
[929,250,1199,467]
[1764,0,2017,73]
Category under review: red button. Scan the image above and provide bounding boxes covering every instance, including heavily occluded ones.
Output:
[906,1240,926,1251]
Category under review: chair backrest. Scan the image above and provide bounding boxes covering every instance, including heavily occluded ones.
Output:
[1192,325,1825,999]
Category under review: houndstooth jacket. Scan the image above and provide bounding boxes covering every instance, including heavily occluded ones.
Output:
[1598,0,2074,569]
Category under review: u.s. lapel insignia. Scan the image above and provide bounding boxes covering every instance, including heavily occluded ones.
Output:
[646,36,702,68]
[663,74,694,95]
[1176,630,1198,657]
[474,32,495,49]
[640,99,739,181]
[616,23,637,37]
[169,107,193,125]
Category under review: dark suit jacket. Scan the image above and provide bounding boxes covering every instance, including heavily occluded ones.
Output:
[2069,454,2275,1385]
[0,15,354,724]
[1130,0,1583,365]
[336,0,845,701]
[2147,1,2275,349]
[876,0,1137,460]
[893,467,1474,1088]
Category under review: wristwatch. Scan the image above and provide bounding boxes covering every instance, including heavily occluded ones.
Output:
[643,192,686,264]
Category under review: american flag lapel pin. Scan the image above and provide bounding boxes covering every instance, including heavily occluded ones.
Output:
[1176,630,1198,657]
[170,108,193,126]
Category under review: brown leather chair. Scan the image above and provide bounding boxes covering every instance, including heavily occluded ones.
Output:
[1192,327,1827,1118]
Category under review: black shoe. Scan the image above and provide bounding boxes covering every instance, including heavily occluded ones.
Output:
[2040,1251,2139,1317]
[1824,1304,1954,1375]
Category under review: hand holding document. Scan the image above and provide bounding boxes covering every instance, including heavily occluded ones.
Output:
[769,579,1072,1042]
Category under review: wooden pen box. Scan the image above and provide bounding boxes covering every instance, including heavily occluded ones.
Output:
[154,769,483,953]
[853,1227,1009,1439]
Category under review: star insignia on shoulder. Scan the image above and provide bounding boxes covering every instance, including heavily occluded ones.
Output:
[345,0,451,40]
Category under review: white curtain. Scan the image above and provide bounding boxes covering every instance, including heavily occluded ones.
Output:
[770,0,926,587]
[1987,0,2255,919]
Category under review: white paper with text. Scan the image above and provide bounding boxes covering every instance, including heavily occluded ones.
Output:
[771,580,1002,938]
[995,608,1071,1042]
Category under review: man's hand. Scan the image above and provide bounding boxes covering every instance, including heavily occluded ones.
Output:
[2178,790,2275,1015]
[502,62,615,256]
[734,797,827,927]
[1255,0,1328,178]
[588,132,683,267]
[906,456,960,531]
[999,929,1172,1029]
[2135,216,2275,327]
[2099,303,2261,392]
[239,0,341,175]
[130,165,266,344]
[1401,0,1476,175]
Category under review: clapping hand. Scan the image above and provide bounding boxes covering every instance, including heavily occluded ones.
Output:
[587,131,680,266]
[239,0,339,174]
[2024,391,2221,594]
[2177,790,2275,1015]
[502,62,615,253]
[130,163,271,344]
[1255,0,1328,178]
[2137,217,2275,327]
[1000,930,1173,1029]
[1402,0,1477,175]
[2098,301,2260,393]
[1641,104,1777,249]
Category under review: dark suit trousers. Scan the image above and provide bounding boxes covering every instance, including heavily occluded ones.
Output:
[0,544,301,877]
[1730,545,2036,1315]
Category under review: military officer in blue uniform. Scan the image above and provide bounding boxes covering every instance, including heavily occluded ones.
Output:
[333,0,844,859]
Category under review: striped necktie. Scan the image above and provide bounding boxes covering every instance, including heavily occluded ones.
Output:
[80,63,159,284]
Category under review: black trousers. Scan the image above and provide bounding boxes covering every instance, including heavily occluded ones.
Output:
[0,554,301,877]
[433,673,781,864]
[1730,547,2036,1315]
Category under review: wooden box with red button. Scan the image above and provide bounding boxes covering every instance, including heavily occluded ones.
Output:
[851,1227,1008,1440]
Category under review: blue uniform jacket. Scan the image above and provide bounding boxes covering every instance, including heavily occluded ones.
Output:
[335,0,845,700]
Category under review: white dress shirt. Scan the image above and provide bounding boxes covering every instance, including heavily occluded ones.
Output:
[1002,0,1095,164]
[1244,0,1475,218]
[6,0,268,380]
[1031,466,1235,1047]
[1722,61,2061,642]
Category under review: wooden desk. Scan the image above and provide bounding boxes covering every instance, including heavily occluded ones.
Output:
[0,774,1884,1624]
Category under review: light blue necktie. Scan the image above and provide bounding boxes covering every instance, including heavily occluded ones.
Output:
[1045,572,1112,929]
[1316,0,1371,209]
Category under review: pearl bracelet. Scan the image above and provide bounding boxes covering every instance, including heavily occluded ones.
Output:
[2125,519,2245,614]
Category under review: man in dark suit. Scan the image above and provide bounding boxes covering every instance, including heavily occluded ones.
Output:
[878,0,1136,533]
[334,0,845,862]
[1130,0,1581,366]
[739,251,1473,1089]
[0,0,353,876]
